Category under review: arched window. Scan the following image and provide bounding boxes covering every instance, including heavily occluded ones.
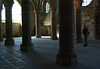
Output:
[46,2,50,13]
[82,0,92,6]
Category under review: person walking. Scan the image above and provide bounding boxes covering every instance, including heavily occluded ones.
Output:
[83,24,89,46]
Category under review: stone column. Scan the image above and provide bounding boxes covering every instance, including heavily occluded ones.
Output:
[76,6,82,43]
[50,2,58,40]
[31,6,35,36]
[56,1,59,38]
[20,0,33,51]
[95,2,100,39]
[51,8,58,40]
[0,1,3,41]
[35,11,41,38]
[43,1,46,14]
[98,3,100,39]
[4,1,15,45]
[74,6,77,39]
[56,0,77,66]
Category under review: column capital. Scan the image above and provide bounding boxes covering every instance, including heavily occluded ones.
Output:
[74,0,83,7]
[3,0,14,10]
[49,0,57,11]
[35,10,43,15]
[35,10,41,14]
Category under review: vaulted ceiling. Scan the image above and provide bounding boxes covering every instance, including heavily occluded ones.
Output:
[16,0,57,12]
[16,0,82,7]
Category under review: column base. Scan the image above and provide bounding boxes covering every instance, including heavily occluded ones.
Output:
[20,43,33,52]
[35,35,41,38]
[56,52,77,66]
[51,36,58,40]
[5,39,15,45]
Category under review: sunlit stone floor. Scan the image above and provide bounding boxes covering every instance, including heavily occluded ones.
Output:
[0,37,100,69]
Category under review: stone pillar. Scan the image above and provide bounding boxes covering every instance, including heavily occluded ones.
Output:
[56,1,59,38]
[35,11,41,38]
[4,1,15,45]
[43,1,46,14]
[98,2,100,39]
[76,6,82,43]
[95,1,100,39]
[0,1,3,41]
[50,2,58,40]
[51,8,58,40]
[31,6,35,36]
[74,0,83,43]
[74,6,77,39]
[56,0,77,66]
[20,0,33,51]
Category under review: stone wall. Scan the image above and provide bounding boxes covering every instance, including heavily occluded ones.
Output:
[41,25,51,36]
[2,23,22,37]
[2,22,50,37]
[81,0,96,40]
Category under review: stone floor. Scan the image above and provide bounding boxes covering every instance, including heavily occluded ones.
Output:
[0,37,100,69]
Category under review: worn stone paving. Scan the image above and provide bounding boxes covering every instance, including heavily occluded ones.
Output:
[0,37,100,69]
